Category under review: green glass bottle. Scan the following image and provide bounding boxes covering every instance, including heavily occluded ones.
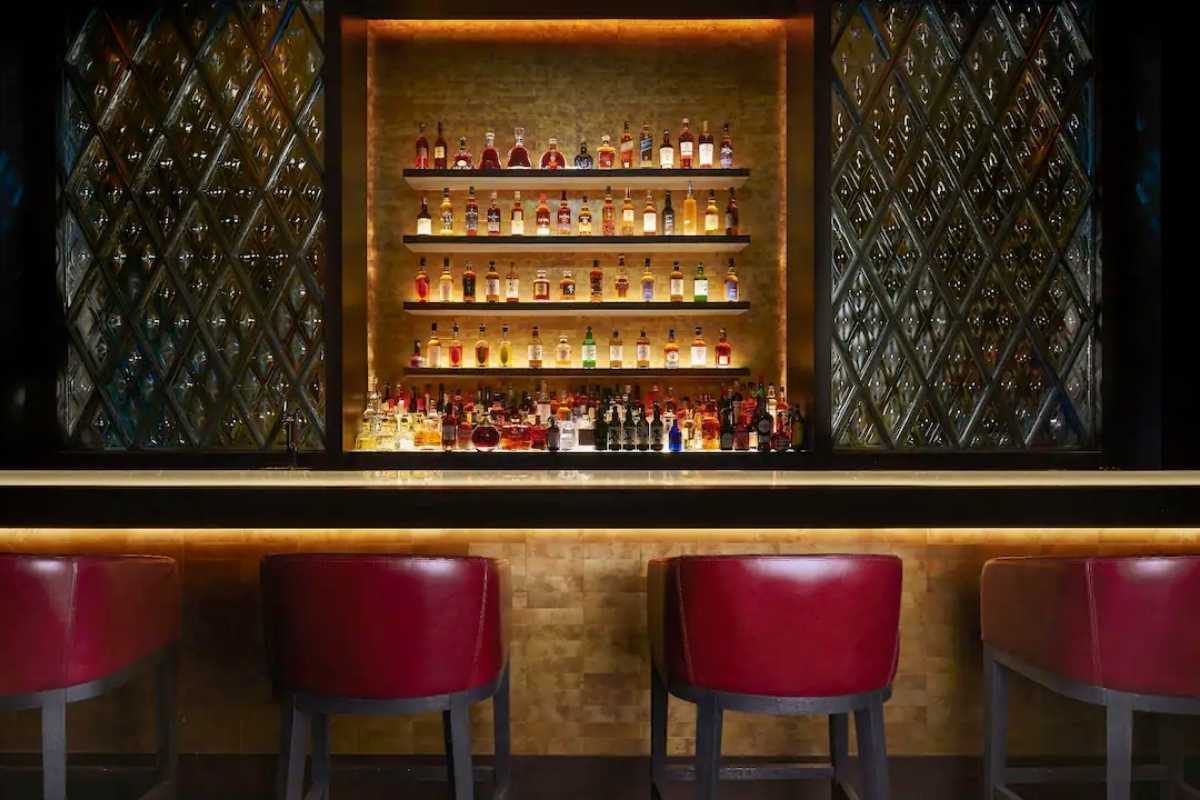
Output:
[581,326,597,369]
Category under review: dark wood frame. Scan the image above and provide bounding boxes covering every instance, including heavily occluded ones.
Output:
[0,645,179,800]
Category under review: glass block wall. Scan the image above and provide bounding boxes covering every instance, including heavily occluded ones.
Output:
[830,0,1099,449]
[58,1,326,450]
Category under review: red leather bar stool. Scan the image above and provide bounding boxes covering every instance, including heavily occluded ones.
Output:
[261,554,511,800]
[648,554,903,800]
[0,554,181,800]
[982,556,1200,800]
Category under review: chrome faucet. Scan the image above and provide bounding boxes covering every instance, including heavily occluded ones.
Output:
[282,403,304,469]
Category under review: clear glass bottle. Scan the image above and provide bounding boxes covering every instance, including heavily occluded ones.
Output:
[556,191,572,235]
[461,260,476,303]
[507,126,531,168]
[574,140,594,169]
[669,261,684,302]
[439,187,454,235]
[486,190,501,235]
[704,189,720,235]
[439,257,453,302]
[725,188,739,235]
[485,260,501,303]
[505,261,520,302]
[619,121,635,168]
[642,190,657,235]
[499,324,513,367]
[724,257,739,301]
[556,332,572,367]
[448,322,463,368]
[620,188,635,235]
[510,191,525,235]
[698,120,714,168]
[581,326,597,368]
[528,326,544,368]
[540,136,567,169]
[662,191,675,235]
[414,122,430,169]
[578,195,593,235]
[464,186,479,236]
[416,195,432,236]
[609,329,623,368]
[474,323,490,367]
[690,325,707,366]
[659,128,674,168]
[597,134,617,168]
[414,256,430,302]
[535,192,552,236]
[426,322,441,368]
[639,122,654,166]
[559,269,576,300]
[678,118,695,168]
[589,259,603,302]
[614,255,630,298]
[601,186,616,235]
[719,122,734,168]
[693,263,708,302]
[664,328,679,368]
[636,329,651,368]
[452,136,472,169]
[640,258,655,301]
[682,181,697,235]
[715,328,733,367]
[533,269,551,302]
[433,120,448,168]
[479,130,501,170]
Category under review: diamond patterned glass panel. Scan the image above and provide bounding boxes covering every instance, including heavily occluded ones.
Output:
[57,2,325,450]
[831,0,1099,450]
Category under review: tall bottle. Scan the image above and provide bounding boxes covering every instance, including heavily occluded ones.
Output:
[596,134,617,168]
[690,325,707,366]
[499,324,512,367]
[724,257,739,301]
[619,121,635,168]
[414,256,430,302]
[640,257,655,301]
[578,195,593,235]
[693,262,708,302]
[426,322,442,368]
[678,118,695,168]
[650,404,664,451]
[556,191,572,235]
[555,332,572,367]
[510,191,525,235]
[479,130,501,170]
[461,260,476,303]
[507,127,531,168]
[439,187,453,235]
[452,136,472,169]
[574,140,594,169]
[438,257,453,302]
[414,122,430,168]
[601,187,616,236]
[704,189,720,235]
[622,405,636,451]
[540,136,566,169]
[642,190,657,235]
[669,261,684,303]
[433,121,448,168]
[448,322,463,368]
[505,262,520,303]
[620,188,635,235]
[662,191,675,235]
[474,323,490,367]
[464,186,479,236]
[416,195,432,236]
[725,188,739,236]
[658,128,674,168]
[663,328,679,368]
[528,326,544,368]
[581,326,597,369]
[614,254,630,298]
[636,329,651,368]
[639,122,654,166]
[698,120,714,168]
[715,328,733,367]
[589,259,603,302]
[486,190,501,235]
[682,181,698,235]
[609,329,623,368]
[535,192,552,236]
[719,122,734,168]
[484,260,501,303]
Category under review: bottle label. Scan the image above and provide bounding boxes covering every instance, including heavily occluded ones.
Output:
[725,212,736,232]
[665,349,679,367]
[579,214,591,234]
[534,281,549,300]
[416,218,432,236]
[717,351,730,366]
[511,218,524,235]
[440,283,453,302]
[699,143,714,167]
[462,276,475,297]
[506,278,519,298]
[465,209,479,231]
[640,135,653,162]
[610,345,623,364]
[643,212,656,234]
[637,344,650,364]
[680,141,694,159]
[725,281,738,301]
[582,344,597,365]
[720,144,733,168]
[590,275,603,296]
[691,346,707,366]
[660,149,674,168]
[622,209,635,227]
[670,278,683,298]
[441,211,453,232]
[416,146,429,165]
[487,210,501,234]
[427,344,441,367]
[694,279,708,298]
[642,282,654,301]
[662,214,674,235]
[434,146,446,160]
[528,344,543,363]
[561,283,576,298]
[620,140,634,161]
[485,277,500,298]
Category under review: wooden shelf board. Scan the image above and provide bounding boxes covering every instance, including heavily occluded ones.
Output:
[402,367,749,378]
[402,301,750,317]
[403,167,750,191]
[402,235,751,254]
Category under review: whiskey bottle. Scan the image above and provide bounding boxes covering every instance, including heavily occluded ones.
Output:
[704,189,720,235]
[650,404,664,451]
[620,188,635,235]
[619,121,635,168]
[724,257,739,301]
[693,262,708,302]
[581,326,597,368]
[556,332,572,367]
[533,269,550,301]
[416,195,432,236]
[682,181,698,235]
[664,328,679,368]
[439,187,454,235]
[535,192,552,236]
[594,403,609,451]
[719,403,734,450]
[578,195,593,235]
[589,259,603,302]
[574,140,594,169]
[601,187,616,236]
[415,122,430,168]
[715,328,733,367]
[465,186,479,236]
[442,401,457,450]
[640,258,655,301]
[479,130,501,170]
[452,136,473,169]
[636,407,650,451]
[499,324,513,367]
[415,256,430,302]
[609,329,623,368]
[669,261,684,302]
[504,261,520,302]
[439,257,453,302]
[556,191,572,235]
[486,191,501,236]
[642,190,657,235]
[690,325,707,366]
[510,191,525,235]
[546,414,560,451]
[529,326,544,368]
[427,322,442,368]
[608,405,623,450]
[507,127,531,169]
[540,136,567,169]
[410,339,423,368]
[639,122,654,166]
[622,405,637,451]
[559,269,577,300]
[474,323,490,367]
[433,121,448,168]
[698,120,714,168]
[659,128,674,168]
[462,260,476,303]
[636,329,651,368]
[719,122,734,168]
[449,322,463,368]
[678,118,695,169]
[615,255,630,298]
[662,191,675,235]
[725,188,739,235]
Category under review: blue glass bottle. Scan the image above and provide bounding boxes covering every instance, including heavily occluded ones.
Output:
[668,419,683,452]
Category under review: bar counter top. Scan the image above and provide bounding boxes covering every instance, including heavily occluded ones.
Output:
[2,470,1198,528]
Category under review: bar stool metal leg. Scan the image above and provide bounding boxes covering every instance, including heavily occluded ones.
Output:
[694,694,723,800]
[650,668,668,800]
[829,713,853,800]
[282,700,311,800]
[983,650,1009,800]
[493,668,512,800]
[155,653,179,800]
[311,712,331,800]
[855,701,891,800]
[1106,699,1134,800]
[448,692,476,800]
[41,691,66,800]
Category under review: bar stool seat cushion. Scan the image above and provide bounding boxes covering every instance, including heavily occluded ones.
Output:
[648,555,903,697]
[0,554,181,696]
[982,556,1200,698]
[262,555,510,700]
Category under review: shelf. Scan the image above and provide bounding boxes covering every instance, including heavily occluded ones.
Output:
[403,168,750,192]
[402,235,751,254]
[403,301,750,317]
[403,367,749,378]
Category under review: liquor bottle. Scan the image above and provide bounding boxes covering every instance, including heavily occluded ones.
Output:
[719,122,734,168]
[439,187,454,235]
[452,136,473,169]
[715,328,733,367]
[698,120,714,168]
[410,338,423,368]
[594,403,608,451]
[556,332,572,367]
[622,405,636,451]
[601,187,616,236]
[608,405,623,450]
[609,329,623,368]
[530,414,547,450]
[529,326,544,367]
[439,257,453,302]
[682,181,698,235]
[414,256,430,302]
[620,188,635,235]
[664,328,679,368]
[725,188,739,235]
[442,401,457,450]
[619,121,635,168]
[578,196,593,235]
[724,257,739,301]
[640,258,655,301]
[669,261,684,302]
[464,186,479,236]
[639,122,654,166]
[756,399,774,453]
[479,130,501,170]
[636,329,651,368]
[581,326,597,368]
[462,260,476,302]
[533,269,550,301]
[575,140,594,169]
[449,322,463,368]
[510,191,525,235]
[535,192,552,236]
[546,414,560,451]
[766,383,778,419]
[678,118,695,168]
[507,127,531,168]
[704,189,720,235]
[559,269,576,300]
[474,323,490,367]
[416,195,432,236]
[560,408,577,451]
[719,403,734,450]
[702,404,720,450]
[650,404,664,451]
[427,322,441,368]
[486,191,501,235]
[658,128,674,168]
[693,262,708,302]
[589,259,603,302]
[690,326,707,366]
[662,191,675,235]
[504,262,520,302]
[596,134,616,168]
[540,137,567,169]
[614,255,630,298]
[668,416,682,452]
[433,121,448,168]
[636,407,650,451]
[642,190,657,235]
[472,411,500,451]
[790,402,807,451]
[556,191,572,235]
[498,324,512,367]
[415,122,430,168]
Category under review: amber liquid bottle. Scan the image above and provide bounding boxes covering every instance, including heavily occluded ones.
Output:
[505,262,520,303]
[414,122,430,168]
[535,193,552,236]
[719,122,734,168]
[636,329,651,368]
[484,260,501,303]
[433,121,448,169]
[662,191,675,235]
[461,261,476,303]
[704,189,720,235]
[416,195,432,236]
[678,118,695,168]
[510,191,525,236]
[715,328,733,367]
[614,255,630,298]
[698,120,714,168]
[640,257,655,301]
[448,322,463,367]
[663,328,679,368]
[589,259,603,302]
[601,187,616,236]
[474,324,490,367]
[556,191,572,235]
[439,187,453,235]
[620,188,635,235]
[578,196,593,235]
[597,134,617,168]
[682,182,698,235]
[439,257,453,302]
[464,186,479,236]
[642,191,657,235]
[486,191,501,236]
[725,188,740,236]
[619,121,635,168]
[723,257,739,301]
[479,130,501,170]
[414,256,430,302]
[658,129,674,168]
